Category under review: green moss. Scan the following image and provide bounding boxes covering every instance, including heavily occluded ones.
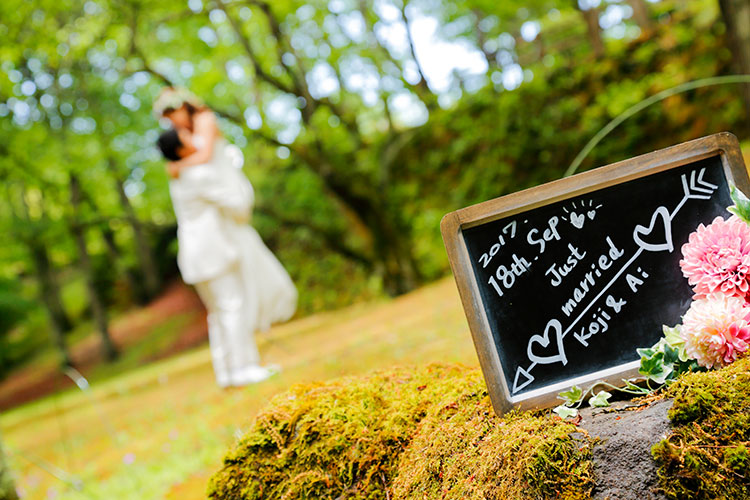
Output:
[207,364,483,499]
[392,394,594,499]
[724,445,749,475]
[652,357,750,500]
[208,364,595,499]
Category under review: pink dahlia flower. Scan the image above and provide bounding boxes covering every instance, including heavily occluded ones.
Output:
[680,215,750,300]
[681,293,750,368]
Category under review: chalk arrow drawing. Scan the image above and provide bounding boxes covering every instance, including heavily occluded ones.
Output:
[512,365,535,394]
[633,206,673,253]
[671,168,718,219]
[510,168,717,396]
[526,319,567,366]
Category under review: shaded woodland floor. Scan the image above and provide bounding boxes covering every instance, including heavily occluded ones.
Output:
[0,282,208,411]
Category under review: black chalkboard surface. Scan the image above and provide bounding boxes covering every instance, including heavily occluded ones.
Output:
[442,134,750,415]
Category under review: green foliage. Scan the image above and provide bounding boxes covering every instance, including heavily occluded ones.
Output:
[552,405,578,419]
[391,10,744,279]
[91,253,118,308]
[0,278,36,377]
[0,278,30,336]
[588,390,612,408]
[555,320,708,416]
[652,357,750,499]
[638,325,704,386]
[662,324,689,362]
[558,385,584,406]
[728,182,750,224]
[208,364,595,499]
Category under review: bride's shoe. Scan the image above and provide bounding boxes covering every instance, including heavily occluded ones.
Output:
[231,364,280,386]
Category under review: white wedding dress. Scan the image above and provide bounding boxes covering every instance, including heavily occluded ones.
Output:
[169,137,297,386]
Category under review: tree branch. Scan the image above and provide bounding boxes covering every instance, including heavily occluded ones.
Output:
[398,0,432,97]
[355,0,435,109]
[242,0,362,140]
[215,0,296,95]
[247,1,312,103]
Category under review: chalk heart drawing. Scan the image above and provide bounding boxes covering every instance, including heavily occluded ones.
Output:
[570,212,585,229]
[527,319,568,366]
[587,210,596,220]
[633,206,674,253]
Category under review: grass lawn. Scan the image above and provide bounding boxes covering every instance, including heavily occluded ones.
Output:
[1,278,476,500]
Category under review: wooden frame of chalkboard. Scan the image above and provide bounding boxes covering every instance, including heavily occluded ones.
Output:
[441,132,749,416]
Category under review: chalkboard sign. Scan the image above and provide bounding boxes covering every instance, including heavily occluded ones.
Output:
[442,133,750,415]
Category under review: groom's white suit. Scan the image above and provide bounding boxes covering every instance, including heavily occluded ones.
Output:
[169,139,297,386]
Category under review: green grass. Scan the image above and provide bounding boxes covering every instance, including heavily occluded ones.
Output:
[0,278,475,500]
[85,312,197,382]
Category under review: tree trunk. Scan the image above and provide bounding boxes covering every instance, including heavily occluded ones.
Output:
[32,245,72,334]
[627,0,653,33]
[719,0,750,126]
[70,175,118,361]
[14,186,73,366]
[576,3,605,58]
[101,225,145,304]
[27,242,73,367]
[363,205,423,296]
[0,435,18,500]
[106,158,161,300]
[27,242,68,333]
[15,189,74,335]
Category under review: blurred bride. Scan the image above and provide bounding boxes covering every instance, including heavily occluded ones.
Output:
[153,87,297,387]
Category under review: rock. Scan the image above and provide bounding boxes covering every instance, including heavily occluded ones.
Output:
[577,399,671,500]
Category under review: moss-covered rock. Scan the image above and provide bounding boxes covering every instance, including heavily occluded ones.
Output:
[392,391,594,499]
[207,364,481,499]
[207,364,595,499]
[652,357,750,500]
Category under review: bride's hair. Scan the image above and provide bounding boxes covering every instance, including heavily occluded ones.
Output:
[157,129,183,161]
[153,87,208,120]
[164,100,207,119]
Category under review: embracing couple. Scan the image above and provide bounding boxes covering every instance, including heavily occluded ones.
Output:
[153,87,297,388]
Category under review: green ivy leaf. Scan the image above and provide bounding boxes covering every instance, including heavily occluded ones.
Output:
[728,183,750,225]
[553,405,578,419]
[637,347,656,359]
[558,385,583,406]
[639,349,664,374]
[662,324,689,362]
[663,343,680,365]
[589,391,612,407]
[639,349,672,383]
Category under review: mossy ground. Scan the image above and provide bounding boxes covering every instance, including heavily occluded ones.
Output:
[652,357,750,500]
[207,364,595,500]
